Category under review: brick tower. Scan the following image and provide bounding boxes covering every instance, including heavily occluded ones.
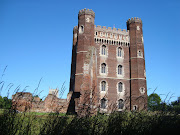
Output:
[68,9,98,115]
[127,18,147,110]
[68,9,147,114]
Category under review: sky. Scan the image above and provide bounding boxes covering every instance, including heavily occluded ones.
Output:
[0,0,180,102]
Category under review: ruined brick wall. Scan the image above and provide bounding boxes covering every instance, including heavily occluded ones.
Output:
[12,92,69,113]
[12,92,33,112]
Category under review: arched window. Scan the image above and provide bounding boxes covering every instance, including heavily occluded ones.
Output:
[101,45,106,55]
[101,63,106,73]
[118,99,124,109]
[79,25,84,34]
[133,105,138,111]
[118,65,122,75]
[101,81,106,91]
[118,82,123,92]
[101,98,107,109]
[117,47,122,57]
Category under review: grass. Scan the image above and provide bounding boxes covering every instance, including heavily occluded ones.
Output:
[28,112,66,116]
[0,109,66,116]
[0,110,180,135]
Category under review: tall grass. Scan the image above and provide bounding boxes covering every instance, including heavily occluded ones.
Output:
[0,110,180,135]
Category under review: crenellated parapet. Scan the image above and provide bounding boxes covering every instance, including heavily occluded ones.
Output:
[78,8,95,18]
[73,26,78,32]
[95,25,129,35]
[126,17,142,26]
[94,25,130,46]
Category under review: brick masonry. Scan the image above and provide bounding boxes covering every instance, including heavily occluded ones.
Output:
[12,92,72,113]
[12,9,147,115]
[68,9,148,114]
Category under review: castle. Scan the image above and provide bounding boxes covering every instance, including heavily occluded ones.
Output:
[12,9,147,115]
[68,8,147,114]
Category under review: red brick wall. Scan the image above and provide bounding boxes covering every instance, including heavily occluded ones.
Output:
[68,10,148,114]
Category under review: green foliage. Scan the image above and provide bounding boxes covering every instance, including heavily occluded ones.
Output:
[169,97,180,114]
[0,96,12,109]
[148,93,162,111]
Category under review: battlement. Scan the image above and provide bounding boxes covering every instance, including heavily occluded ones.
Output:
[73,26,78,32]
[126,17,142,25]
[78,8,95,18]
[49,88,59,98]
[95,25,129,35]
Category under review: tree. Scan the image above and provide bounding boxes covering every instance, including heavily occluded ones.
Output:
[170,97,180,114]
[0,96,3,108]
[0,96,12,109]
[148,93,161,111]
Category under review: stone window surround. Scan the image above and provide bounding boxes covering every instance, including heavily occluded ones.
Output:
[117,65,123,75]
[139,87,145,94]
[101,63,106,74]
[101,81,106,91]
[116,47,124,59]
[117,98,125,111]
[133,105,138,111]
[99,80,108,93]
[116,64,124,78]
[117,81,125,94]
[79,25,84,34]
[137,50,143,58]
[100,44,108,57]
[101,45,106,55]
[100,98,107,109]
[99,63,108,76]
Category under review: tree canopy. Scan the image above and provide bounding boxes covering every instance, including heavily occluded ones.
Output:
[0,96,12,109]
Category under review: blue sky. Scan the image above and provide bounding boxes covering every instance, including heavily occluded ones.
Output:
[0,0,180,102]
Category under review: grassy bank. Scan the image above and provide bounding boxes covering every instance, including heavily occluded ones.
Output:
[0,111,180,135]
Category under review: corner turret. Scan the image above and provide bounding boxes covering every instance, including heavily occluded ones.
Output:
[78,8,95,18]
[127,17,147,111]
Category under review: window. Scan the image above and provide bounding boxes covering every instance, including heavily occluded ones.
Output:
[118,82,123,92]
[101,45,106,55]
[115,34,117,39]
[140,87,145,94]
[79,25,84,34]
[118,65,122,75]
[118,99,124,109]
[101,98,107,109]
[101,81,106,91]
[137,26,140,31]
[101,63,106,73]
[95,32,98,35]
[117,47,122,57]
[133,105,138,111]
[138,50,143,57]
[110,34,112,38]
